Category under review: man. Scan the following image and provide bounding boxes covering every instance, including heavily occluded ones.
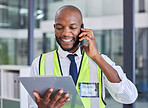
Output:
[29,5,138,108]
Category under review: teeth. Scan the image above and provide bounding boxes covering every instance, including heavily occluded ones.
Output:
[62,39,72,42]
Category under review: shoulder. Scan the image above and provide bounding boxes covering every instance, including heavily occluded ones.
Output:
[44,51,55,57]
[30,51,55,75]
[32,51,55,65]
[33,51,55,63]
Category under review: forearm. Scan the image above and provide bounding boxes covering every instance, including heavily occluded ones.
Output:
[91,52,121,83]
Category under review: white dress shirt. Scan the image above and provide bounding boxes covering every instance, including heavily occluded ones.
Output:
[29,46,138,108]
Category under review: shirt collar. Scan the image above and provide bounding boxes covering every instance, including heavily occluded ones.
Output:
[58,46,82,58]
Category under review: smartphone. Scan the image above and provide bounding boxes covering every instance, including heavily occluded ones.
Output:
[79,24,84,47]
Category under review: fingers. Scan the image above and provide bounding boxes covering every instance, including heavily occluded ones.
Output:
[79,31,92,38]
[33,88,53,105]
[33,91,41,104]
[81,44,87,51]
[49,89,63,105]
[79,28,94,38]
[57,97,70,108]
[79,28,95,43]
[33,89,70,108]
[80,28,93,33]
[43,88,53,100]
[79,28,98,58]
[55,93,70,107]
[79,35,93,44]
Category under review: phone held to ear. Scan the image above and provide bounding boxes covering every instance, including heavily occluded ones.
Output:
[79,24,84,47]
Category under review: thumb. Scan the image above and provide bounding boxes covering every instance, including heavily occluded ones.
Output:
[33,91,41,104]
[81,44,87,51]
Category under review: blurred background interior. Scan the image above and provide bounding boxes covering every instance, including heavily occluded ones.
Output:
[0,0,148,108]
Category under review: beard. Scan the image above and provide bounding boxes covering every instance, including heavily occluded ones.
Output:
[55,35,80,52]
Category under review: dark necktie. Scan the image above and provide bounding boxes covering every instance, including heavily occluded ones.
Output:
[67,54,78,84]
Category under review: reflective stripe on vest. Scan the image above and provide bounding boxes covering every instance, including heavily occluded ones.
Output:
[39,50,106,108]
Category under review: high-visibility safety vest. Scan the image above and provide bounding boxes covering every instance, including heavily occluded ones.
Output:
[39,50,106,108]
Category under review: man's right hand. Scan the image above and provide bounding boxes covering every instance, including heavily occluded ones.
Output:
[33,88,70,108]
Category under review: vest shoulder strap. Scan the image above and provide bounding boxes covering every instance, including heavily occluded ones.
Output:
[39,54,45,75]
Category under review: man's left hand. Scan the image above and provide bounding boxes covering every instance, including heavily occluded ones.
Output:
[79,28,99,59]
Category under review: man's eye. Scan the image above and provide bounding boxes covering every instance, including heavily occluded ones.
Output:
[70,27,77,29]
[56,27,63,30]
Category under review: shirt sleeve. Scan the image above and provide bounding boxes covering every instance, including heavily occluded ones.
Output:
[30,56,40,76]
[28,95,38,108]
[101,54,138,104]
[28,57,40,108]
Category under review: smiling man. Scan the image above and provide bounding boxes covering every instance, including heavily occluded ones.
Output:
[54,6,82,53]
[29,5,138,108]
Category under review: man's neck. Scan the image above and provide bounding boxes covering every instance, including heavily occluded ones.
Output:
[58,45,82,58]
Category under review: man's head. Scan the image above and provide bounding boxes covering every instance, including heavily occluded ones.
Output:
[54,5,83,53]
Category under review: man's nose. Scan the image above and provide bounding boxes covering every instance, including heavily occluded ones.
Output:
[62,28,71,36]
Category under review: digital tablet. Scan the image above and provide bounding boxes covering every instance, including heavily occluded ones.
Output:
[18,76,84,108]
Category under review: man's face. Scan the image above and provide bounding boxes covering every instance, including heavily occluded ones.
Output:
[54,10,82,53]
